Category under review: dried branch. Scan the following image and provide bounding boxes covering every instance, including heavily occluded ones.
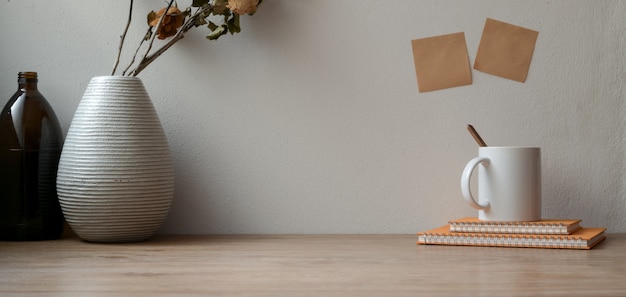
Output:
[111,0,134,75]
[128,0,176,76]
[128,5,213,76]
[113,0,261,77]
[122,28,152,76]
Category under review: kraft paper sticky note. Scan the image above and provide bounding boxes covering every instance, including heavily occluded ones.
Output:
[474,18,539,83]
[411,32,472,92]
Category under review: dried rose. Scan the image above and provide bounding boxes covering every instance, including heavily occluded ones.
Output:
[147,6,186,40]
[226,0,259,15]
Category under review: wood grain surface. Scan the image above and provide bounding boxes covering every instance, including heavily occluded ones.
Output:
[1,234,625,296]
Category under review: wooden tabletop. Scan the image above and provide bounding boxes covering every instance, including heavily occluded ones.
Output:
[1,234,625,296]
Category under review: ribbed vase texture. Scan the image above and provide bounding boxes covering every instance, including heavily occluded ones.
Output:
[57,76,174,242]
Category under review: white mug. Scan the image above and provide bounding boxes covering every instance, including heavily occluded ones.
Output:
[461,147,541,221]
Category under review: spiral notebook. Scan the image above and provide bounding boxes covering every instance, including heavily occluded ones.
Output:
[448,217,582,235]
[417,225,606,250]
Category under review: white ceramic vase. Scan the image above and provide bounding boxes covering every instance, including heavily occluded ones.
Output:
[57,76,174,242]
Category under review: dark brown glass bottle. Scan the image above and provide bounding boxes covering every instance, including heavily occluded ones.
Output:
[0,72,64,240]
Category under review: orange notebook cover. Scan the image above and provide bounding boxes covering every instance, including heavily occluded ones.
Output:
[417,225,606,250]
[449,217,582,235]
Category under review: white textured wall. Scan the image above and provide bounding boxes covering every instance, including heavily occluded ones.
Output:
[1,1,624,234]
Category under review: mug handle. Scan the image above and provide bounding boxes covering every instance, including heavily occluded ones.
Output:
[461,156,490,210]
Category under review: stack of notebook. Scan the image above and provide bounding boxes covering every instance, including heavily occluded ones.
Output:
[417,217,606,250]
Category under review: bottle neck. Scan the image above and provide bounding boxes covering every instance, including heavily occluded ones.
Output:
[18,72,38,91]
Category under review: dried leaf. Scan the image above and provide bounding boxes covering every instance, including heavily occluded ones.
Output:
[208,21,218,31]
[143,29,153,41]
[147,11,158,26]
[191,0,209,7]
[207,25,227,40]
[194,16,208,27]
[148,6,186,39]
[227,14,241,34]
[212,0,229,15]
[226,0,259,15]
